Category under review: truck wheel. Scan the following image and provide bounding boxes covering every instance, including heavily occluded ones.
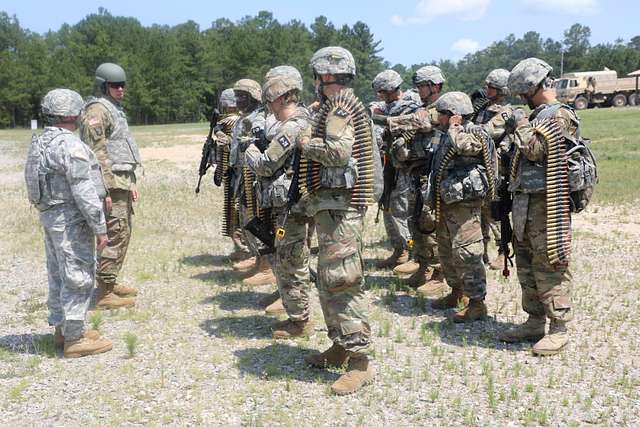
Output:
[574,96,588,110]
[629,94,638,106]
[612,93,627,107]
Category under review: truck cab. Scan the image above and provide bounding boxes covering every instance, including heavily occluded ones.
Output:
[555,69,637,109]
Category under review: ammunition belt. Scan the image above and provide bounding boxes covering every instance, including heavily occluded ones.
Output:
[242,166,260,219]
[221,147,235,236]
[306,91,376,208]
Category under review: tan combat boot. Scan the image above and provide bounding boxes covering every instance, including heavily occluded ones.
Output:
[532,320,568,356]
[229,250,251,262]
[499,315,546,343]
[331,353,375,395]
[96,281,135,310]
[113,283,138,297]
[400,263,431,288]
[453,298,488,323]
[265,298,285,315]
[489,252,505,271]
[259,289,281,307]
[63,336,113,358]
[431,288,468,310]
[416,269,446,296]
[375,248,409,269]
[305,343,349,368]
[393,259,420,276]
[242,257,276,286]
[55,326,101,347]
[272,319,314,339]
[232,256,257,272]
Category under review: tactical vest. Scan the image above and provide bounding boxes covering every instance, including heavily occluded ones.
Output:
[85,98,141,172]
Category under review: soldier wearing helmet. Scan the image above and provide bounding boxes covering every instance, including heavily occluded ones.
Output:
[498,58,579,356]
[80,63,141,310]
[370,70,421,270]
[300,46,376,395]
[228,79,276,287]
[26,89,112,358]
[244,65,314,337]
[426,91,496,322]
[470,69,525,270]
[380,65,448,294]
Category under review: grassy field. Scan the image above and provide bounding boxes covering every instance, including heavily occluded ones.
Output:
[0,107,639,426]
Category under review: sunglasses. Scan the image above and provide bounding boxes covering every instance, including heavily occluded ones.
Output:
[108,82,126,89]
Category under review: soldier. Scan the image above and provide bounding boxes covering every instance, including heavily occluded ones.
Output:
[471,69,521,270]
[26,89,112,357]
[499,58,576,355]
[427,92,495,322]
[228,79,276,287]
[300,47,375,395]
[370,69,422,269]
[245,65,313,337]
[383,66,447,295]
[80,63,141,310]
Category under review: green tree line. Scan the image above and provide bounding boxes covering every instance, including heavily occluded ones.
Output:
[1,9,639,128]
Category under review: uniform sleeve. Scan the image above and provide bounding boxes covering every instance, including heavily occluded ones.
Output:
[65,139,107,235]
[448,123,483,156]
[245,121,305,176]
[302,108,353,166]
[387,107,437,136]
[80,104,115,190]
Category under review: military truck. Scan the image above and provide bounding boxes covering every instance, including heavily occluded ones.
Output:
[555,68,639,110]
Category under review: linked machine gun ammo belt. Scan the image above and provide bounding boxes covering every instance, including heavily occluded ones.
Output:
[213,114,240,187]
[242,165,275,254]
[510,119,571,265]
[305,91,377,209]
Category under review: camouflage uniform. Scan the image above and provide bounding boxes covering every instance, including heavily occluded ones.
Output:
[245,105,312,321]
[80,95,141,291]
[26,90,107,341]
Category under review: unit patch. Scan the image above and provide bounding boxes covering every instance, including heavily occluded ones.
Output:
[277,135,290,149]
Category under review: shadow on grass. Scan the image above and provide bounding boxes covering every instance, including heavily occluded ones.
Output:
[201,290,279,311]
[191,269,243,285]
[180,253,233,267]
[234,342,339,384]
[200,314,274,339]
[0,333,57,358]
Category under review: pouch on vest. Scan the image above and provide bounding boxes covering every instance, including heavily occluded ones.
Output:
[25,133,44,206]
[440,165,488,205]
[566,137,597,213]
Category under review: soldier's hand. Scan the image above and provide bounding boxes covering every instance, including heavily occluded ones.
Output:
[132,190,139,202]
[298,136,310,150]
[450,114,463,126]
[415,109,429,122]
[215,130,229,145]
[104,196,112,213]
[96,234,108,252]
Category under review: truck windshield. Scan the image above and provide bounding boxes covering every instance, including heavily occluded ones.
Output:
[557,79,569,89]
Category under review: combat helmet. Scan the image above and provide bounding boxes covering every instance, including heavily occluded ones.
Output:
[218,88,237,110]
[508,58,553,95]
[435,91,474,116]
[233,79,262,103]
[372,70,403,92]
[485,69,510,96]
[310,46,356,77]
[412,65,446,86]
[41,89,84,119]
[262,65,303,103]
[95,63,126,94]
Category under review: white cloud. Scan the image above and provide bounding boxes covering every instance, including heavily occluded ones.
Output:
[523,0,599,15]
[451,38,481,55]
[391,0,490,26]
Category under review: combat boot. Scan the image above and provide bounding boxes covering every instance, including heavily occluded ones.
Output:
[258,289,281,307]
[499,315,546,343]
[305,343,349,368]
[331,353,375,395]
[489,252,505,271]
[63,335,113,358]
[242,257,276,286]
[96,281,135,310]
[272,319,314,339]
[532,320,568,356]
[229,250,251,262]
[400,263,430,288]
[393,259,420,276]
[431,288,468,310]
[416,269,446,297]
[375,248,409,269]
[265,298,285,315]
[113,283,138,297]
[55,326,100,347]
[232,256,257,272]
[453,298,488,323]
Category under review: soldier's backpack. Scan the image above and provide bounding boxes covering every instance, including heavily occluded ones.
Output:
[24,133,45,207]
[566,136,597,213]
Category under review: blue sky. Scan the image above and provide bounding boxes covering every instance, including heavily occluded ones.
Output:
[3,0,638,65]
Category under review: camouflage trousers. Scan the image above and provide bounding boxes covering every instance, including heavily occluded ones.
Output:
[382,170,412,250]
[512,193,573,322]
[436,201,487,300]
[238,201,273,263]
[315,208,370,353]
[44,220,95,341]
[408,180,439,267]
[273,208,311,321]
[481,201,501,256]
[98,189,132,287]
